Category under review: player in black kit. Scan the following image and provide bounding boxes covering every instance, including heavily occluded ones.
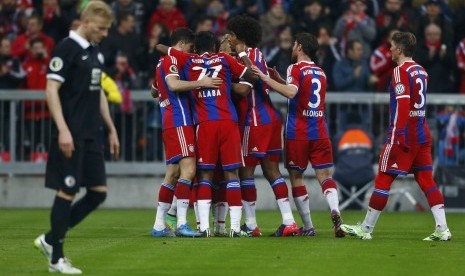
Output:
[33,1,119,274]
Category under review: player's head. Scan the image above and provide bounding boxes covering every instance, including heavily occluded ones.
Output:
[292,32,319,62]
[170,27,195,53]
[227,15,262,48]
[390,31,416,61]
[195,31,216,54]
[80,0,113,44]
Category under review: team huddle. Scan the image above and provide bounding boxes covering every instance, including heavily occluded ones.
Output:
[149,15,451,241]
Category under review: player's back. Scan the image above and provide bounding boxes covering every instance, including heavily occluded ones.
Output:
[155,56,192,130]
[169,47,247,124]
[286,61,329,141]
[389,61,431,144]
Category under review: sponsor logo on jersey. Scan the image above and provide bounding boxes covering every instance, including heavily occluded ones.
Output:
[395,83,405,95]
[288,161,295,165]
[198,157,203,162]
[169,65,178,73]
[251,147,258,152]
[391,163,398,168]
[49,57,63,72]
[64,175,76,188]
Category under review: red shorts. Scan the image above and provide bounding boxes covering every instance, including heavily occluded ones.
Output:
[378,142,433,175]
[241,120,283,167]
[162,126,196,164]
[196,120,243,171]
[285,139,333,172]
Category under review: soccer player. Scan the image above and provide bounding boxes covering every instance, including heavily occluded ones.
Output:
[227,15,298,237]
[157,31,257,237]
[150,28,222,238]
[33,1,119,274]
[341,32,452,241]
[253,32,345,237]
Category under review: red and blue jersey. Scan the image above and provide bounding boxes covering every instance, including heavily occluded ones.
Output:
[387,60,431,145]
[285,61,329,141]
[153,56,193,130]
[235,48,281,126]
[168,47,247,124]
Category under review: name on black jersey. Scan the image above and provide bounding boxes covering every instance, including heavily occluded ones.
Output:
[198,89,222,98]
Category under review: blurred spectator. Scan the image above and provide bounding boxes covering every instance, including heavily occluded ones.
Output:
[375,0,413,46]
[415,0,454,46]
[11,14,55,61]
[193,15,214,33]
[292,0,332,36]
[147,0,187,34]
[0,36,25,89]
[333,0,376,59]
[369,29,399,92]
[436,106,465,165]
[41,0,68,42]
[333,39,377,131]
[111,0,145,35]
[454,0,465,45]
[101,11,144,77]
[241,0,265,19]
[260,0,292,49]
[145,22,170,80]
[205,0,230,35]
[22,38,50,158]
[316,24,341,91]
[457,38,465,94]
[0,0,26,39]
[415,23,456,93]
[266,25,293,78]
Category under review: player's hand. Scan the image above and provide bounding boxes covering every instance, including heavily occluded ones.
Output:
[199,77,222,88]
[251,65,266,80]
[108,130,120,160]
[395,131,410,152]
[235,43,247,55]
[58,129,75,158]
[150,86,159,98]
[267,66,285,83]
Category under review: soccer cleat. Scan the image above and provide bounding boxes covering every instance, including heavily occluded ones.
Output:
[48,258,82,274]
[34,234,53,262]
[297,227,316,236]
[272,222,299,237]
[151,227,176,237]
[165,214,177,231]
[331,210,346,238]
[423,228,452,241]
[240,224,262,237]
[340,224,372,240]
[199,228,211,237]
[229,229,243,238]
[175,224,201,237]
[214,227,228,237]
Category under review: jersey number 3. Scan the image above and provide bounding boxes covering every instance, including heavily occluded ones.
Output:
[308,78,321,108]
[414,78,426,109]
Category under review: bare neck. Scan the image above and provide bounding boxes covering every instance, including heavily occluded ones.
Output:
[396,56,413,65]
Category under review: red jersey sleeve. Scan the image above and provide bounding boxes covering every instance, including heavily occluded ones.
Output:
[161,56,180,81]
[222,53,247,79]
[167,47,190,67]
[392,66,410,131]
[285,64,300,90]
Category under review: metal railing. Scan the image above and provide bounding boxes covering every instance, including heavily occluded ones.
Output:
[1,90,464,175]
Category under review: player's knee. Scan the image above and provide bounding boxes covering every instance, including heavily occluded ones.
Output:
[414,171,436,192]
[87,190,107,206]
[374,172,396,190]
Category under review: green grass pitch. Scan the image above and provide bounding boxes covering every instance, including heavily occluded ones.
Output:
[0,209,464,275]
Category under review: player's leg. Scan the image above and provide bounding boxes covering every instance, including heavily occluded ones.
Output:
[413,144,451,241]
[224,169,243,237]
[212,169,228,236]
[197,169,214,236]
[288,169,315,236]
[239,164,260,236]
[152,164,178,236]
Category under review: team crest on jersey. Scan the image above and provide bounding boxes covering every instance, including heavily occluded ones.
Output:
[49,57,63,72]
[286,76,293,84]
[395,83,405,95]
[169,65,178,73]
[188,144,195,153]
[64,175,76,188]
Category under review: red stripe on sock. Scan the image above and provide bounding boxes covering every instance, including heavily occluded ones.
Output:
[321,178,337,193]
[227,188,242,206]
[197,184,212,201]
[292,185,308,198]
[158,185,174,204]
[174,181,191,199]
[272,182,289,200]
[241,186,257,202]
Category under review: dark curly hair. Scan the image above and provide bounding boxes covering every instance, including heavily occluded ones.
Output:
[227,15,262,48]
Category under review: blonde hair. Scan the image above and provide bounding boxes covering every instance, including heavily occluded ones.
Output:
[81,0,113,23]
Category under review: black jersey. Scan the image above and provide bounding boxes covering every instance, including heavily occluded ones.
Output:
[46,31,104,140]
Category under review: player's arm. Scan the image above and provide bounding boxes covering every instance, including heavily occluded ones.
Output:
[267,66,286,84]
[232,81,252,96]
[252,65,297,99]
[45,79,75,158]
[150,83,159,98]
[392,68,411,151]
[165,75,222,92]
[235,44,258,83]
[155,44,169,55]
[100,89,120,160]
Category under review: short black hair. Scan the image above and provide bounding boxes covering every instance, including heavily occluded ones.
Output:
[227,15,262,47]
[345,39,362,56]
[195,31,216,54]
[391,31,416,57]
[170,27,195,46]
[295,32,319,60]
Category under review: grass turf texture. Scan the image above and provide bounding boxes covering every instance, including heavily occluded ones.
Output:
[0,209,464,276]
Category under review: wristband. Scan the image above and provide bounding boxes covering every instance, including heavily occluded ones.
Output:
[238,52,247,58]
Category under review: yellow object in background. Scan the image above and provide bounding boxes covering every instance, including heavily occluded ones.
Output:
[101,72,122,104]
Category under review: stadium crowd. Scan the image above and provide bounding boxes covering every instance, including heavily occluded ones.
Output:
[0,0,464,163]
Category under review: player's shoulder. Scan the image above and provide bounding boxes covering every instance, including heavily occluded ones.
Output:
[53,37,81,57]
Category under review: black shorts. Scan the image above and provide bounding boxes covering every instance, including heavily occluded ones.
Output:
[45,139,106,194]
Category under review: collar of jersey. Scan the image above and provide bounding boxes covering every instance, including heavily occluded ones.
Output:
[69,30,90,49]
[297,60,314,65]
